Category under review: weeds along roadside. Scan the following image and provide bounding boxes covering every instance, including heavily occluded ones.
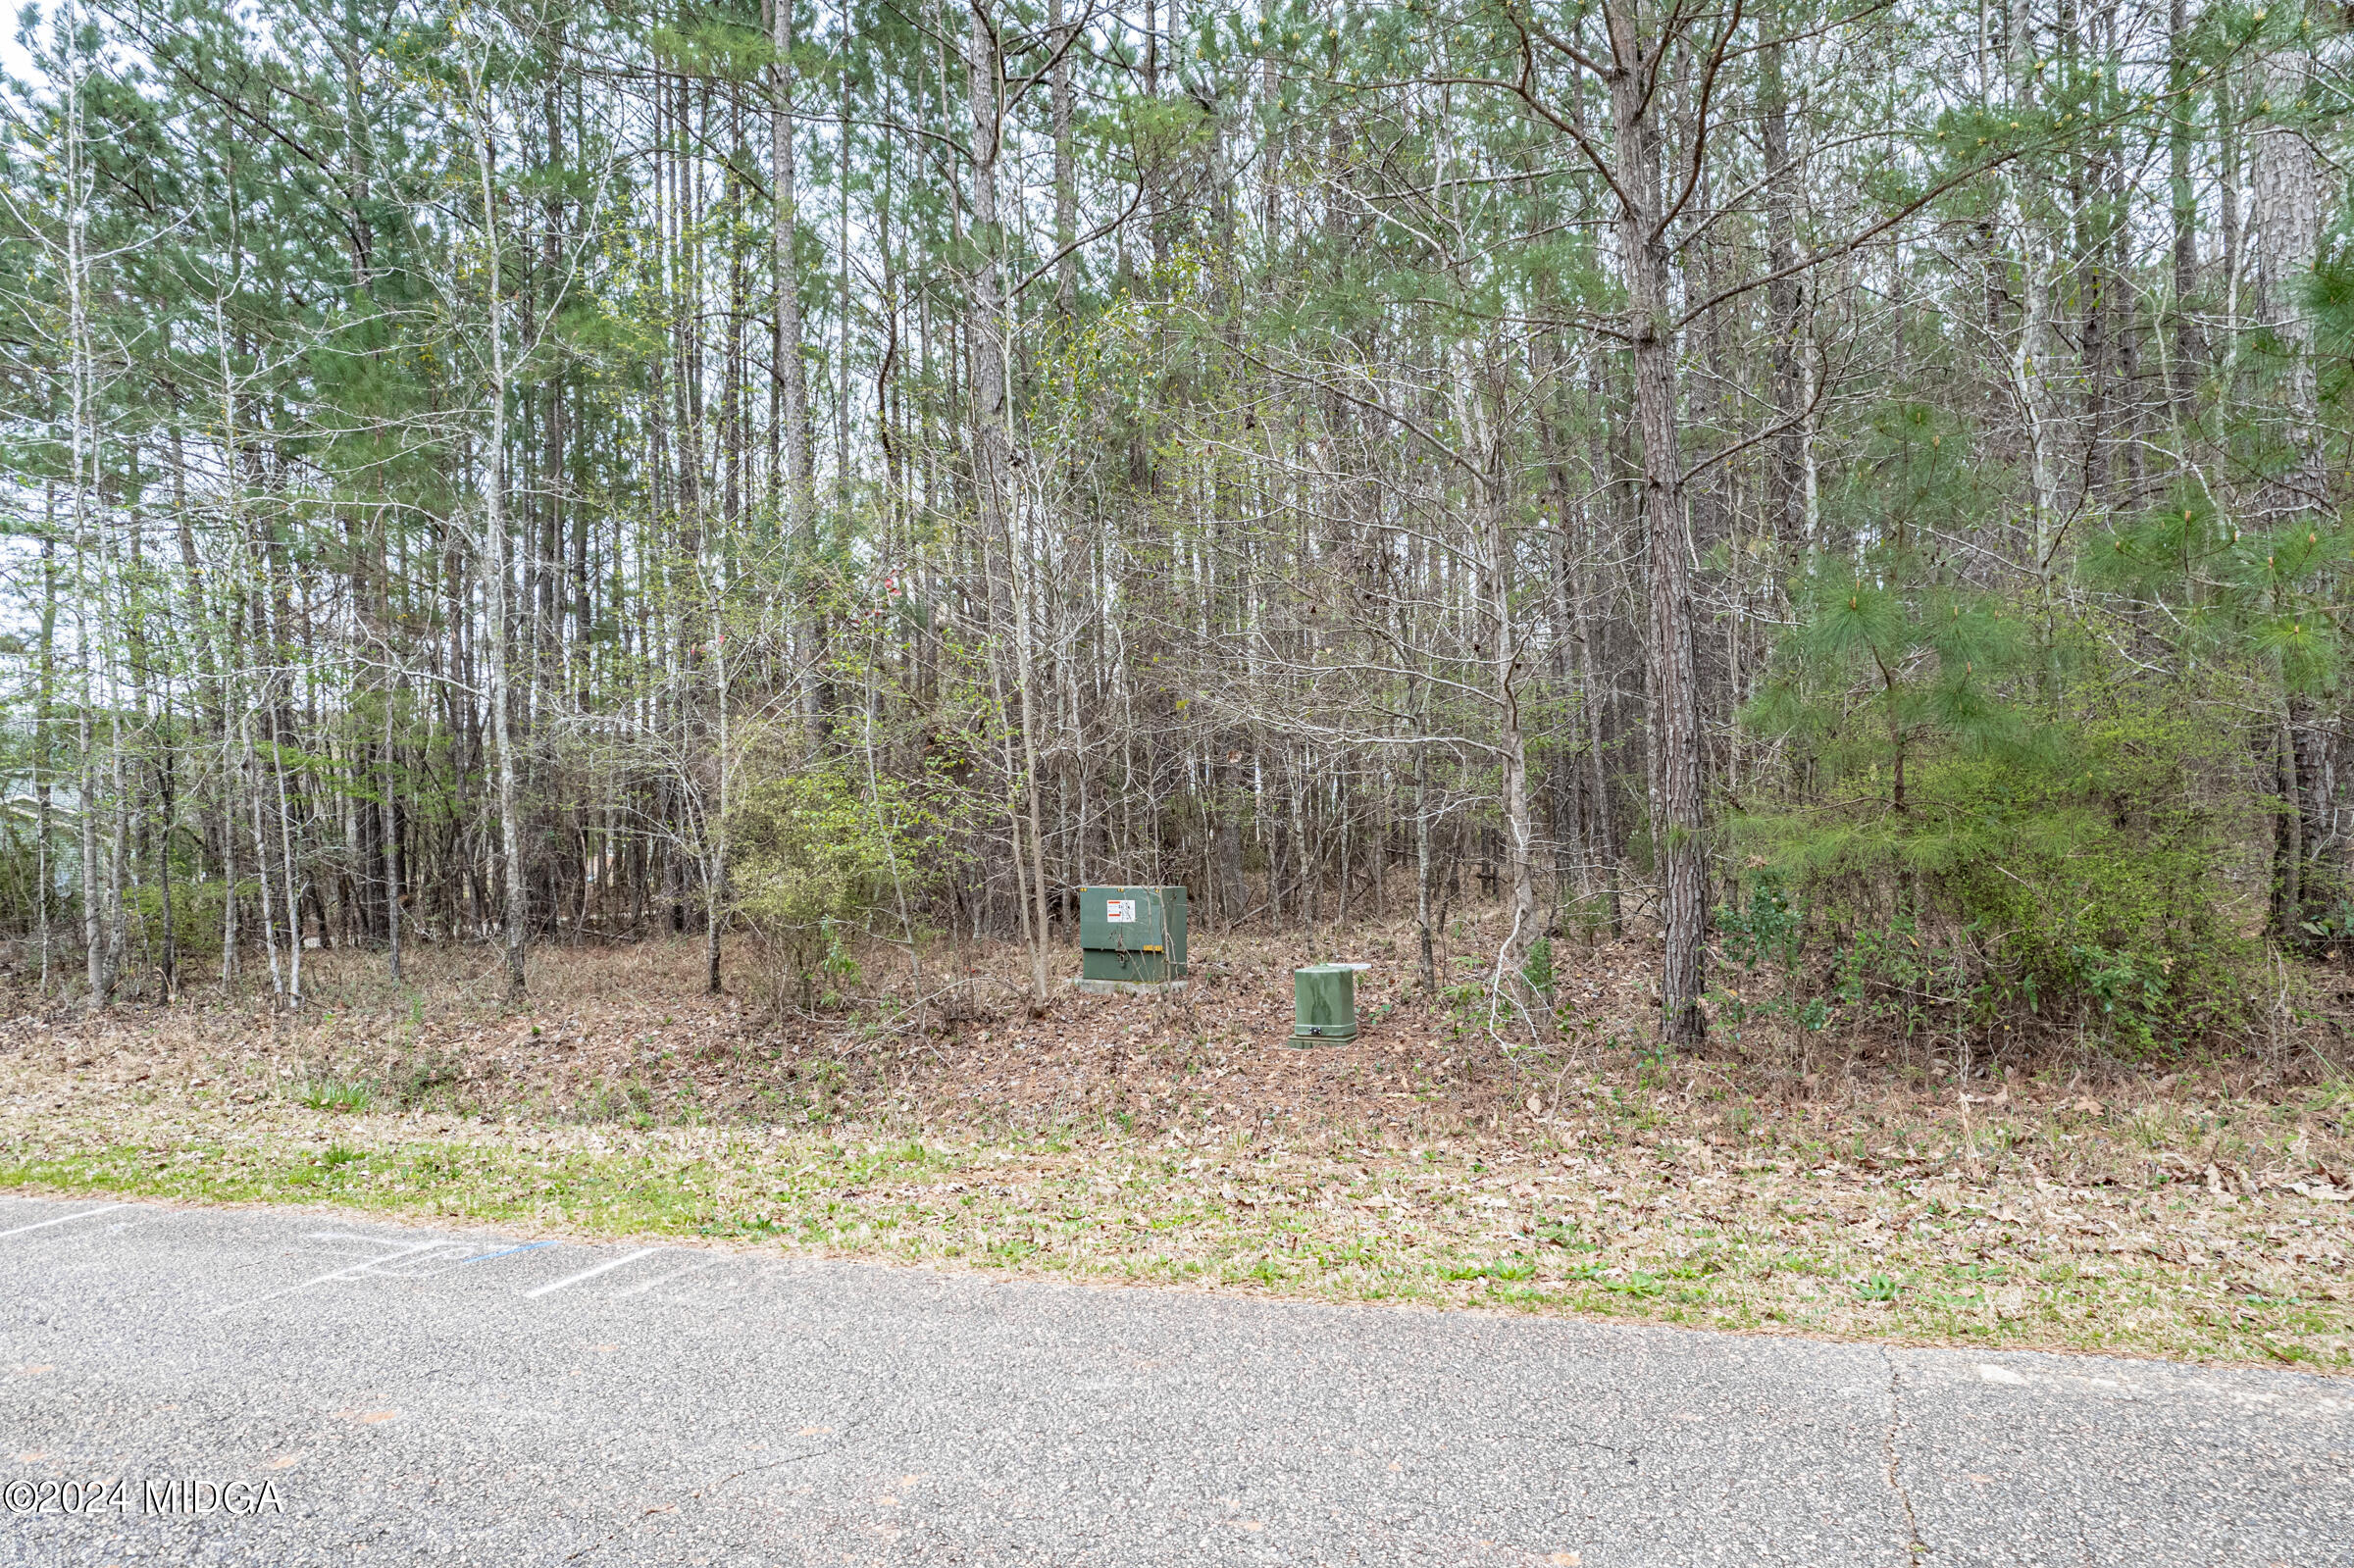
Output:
[4,920,2348,1370]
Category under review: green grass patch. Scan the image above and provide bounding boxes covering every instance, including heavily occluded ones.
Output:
[3,1108,2347,1372]
[296,1079,375,1114]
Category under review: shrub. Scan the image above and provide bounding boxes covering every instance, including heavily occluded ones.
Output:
[1735,529,2272,1057]
[127,878,230,969]
[730,754,942,1014]
[1734,665,2261,1056]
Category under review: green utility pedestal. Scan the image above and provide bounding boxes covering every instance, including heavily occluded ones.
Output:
[1073,885,1188,996]
[1292,963,1362,1043]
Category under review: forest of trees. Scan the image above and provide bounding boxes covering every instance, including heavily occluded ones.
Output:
[4,0,2349,1055]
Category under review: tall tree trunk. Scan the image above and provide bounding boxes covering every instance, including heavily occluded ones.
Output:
[966,1,1049,1004]
[383,683,402,984]
[707,619,729,994]
[772,0,819,750]
[1606,1,1707,1044]
[2167,0,2200,408]
[1414,742,1435,997]
[243,716,283,1005]
[474,70,530,1002]
[1761,30,1804,557]
[64,69,115,1012]
[34,509,54,997]
[2252,32,2334,937]
[2250,41,2325,519]
[1456,340,1542,1036]
[1050,0,1075,314]
[155,745,177,1003]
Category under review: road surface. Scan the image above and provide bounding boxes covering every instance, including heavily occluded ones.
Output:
[0,1194,2347,1565]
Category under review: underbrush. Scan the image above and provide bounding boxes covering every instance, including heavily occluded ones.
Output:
[1705,879,2285,1083]
[4,917,2347,1173]
[1721,586,2322,1072]
[6,1064,2349,1370]
[1724,693,2279,1068]
[4,921,2349,1367]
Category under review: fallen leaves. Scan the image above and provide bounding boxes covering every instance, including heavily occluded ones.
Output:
[11,1097,2348,1371]
[2290,1167,2354,1203]
[4,935,2352,1372]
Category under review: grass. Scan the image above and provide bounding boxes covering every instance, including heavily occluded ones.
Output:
[4,928,2350,1371]
[296,1078,376,1114]
[3,1096,2347,1371]
[1855,1274,1903,1302]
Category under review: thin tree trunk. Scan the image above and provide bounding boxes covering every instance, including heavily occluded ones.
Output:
[772,0,818,748]
[2167,0,2200,407]
[1050,0,1075,313]
[1761,30,1805,554]
[34,506,54,998]
[966,1,1049,1004]
[383,680,402,984]
[1414,742,1435,997]
[473,64,530,1002]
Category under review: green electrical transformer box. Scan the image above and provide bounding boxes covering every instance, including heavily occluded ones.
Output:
[1292,963,1361,1042]
[1075,885,1188,994]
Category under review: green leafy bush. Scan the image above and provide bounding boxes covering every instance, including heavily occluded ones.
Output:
[1739,546,2262,1058]
[1733,692,2259,1055]
[127,878,230,968]
[730,755,942,1014]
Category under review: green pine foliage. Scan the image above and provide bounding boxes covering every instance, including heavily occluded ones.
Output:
[1735,422,2268,1055]
[1738,666,2262,1054]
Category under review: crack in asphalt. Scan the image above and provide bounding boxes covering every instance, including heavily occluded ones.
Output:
[1884,1349,1928,1566]
[565,1403,885,1560]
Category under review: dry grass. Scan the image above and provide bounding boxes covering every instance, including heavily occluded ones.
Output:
[2,920,2349,1369]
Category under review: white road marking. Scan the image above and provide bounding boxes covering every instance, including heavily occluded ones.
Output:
[524,1248,660,1299]
[368,1249,479,1279]
[612,1257,722,1297]
[457,1240,557,1265]
[0,1204,119,1239]
[306,1232,422,1246]
[388,1241,559,1279]
[96,1217,170,1238]
[208,1239,454,1318]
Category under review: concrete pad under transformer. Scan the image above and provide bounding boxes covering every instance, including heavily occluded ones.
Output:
[1068,978,1189,998]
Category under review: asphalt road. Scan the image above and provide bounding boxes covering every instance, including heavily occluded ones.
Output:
[0,1195,2348,1566]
